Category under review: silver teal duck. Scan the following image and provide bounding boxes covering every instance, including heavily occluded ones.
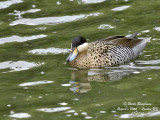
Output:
[66,33,150,68]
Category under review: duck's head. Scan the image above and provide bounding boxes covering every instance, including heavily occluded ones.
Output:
[66,36,88,62]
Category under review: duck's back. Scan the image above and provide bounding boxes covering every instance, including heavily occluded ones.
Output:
[87,35,150,67]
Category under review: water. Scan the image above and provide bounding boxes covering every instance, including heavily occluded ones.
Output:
[0,0,160,119]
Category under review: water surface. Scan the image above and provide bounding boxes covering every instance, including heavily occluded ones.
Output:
[0,0,160,119]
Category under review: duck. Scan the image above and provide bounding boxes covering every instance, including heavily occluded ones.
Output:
[66,33,150,68]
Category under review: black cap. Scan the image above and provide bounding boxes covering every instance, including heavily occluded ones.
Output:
[72,36,86,48]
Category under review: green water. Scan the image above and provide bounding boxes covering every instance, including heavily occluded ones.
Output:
[0,0,160,119]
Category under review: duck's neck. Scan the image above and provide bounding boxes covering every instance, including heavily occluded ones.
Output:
[69,53,89,68]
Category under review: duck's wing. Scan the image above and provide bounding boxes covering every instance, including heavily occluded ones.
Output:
[100,32,138,42]
[99,35,125,43]
[98,33,150,60]
[99,33,143,48]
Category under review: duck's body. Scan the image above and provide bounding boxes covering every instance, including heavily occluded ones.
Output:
[67,33,150,68]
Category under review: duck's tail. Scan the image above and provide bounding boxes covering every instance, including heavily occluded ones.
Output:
[132,37,151,58]
[127,32,139,39]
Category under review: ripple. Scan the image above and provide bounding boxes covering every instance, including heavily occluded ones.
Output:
[37,107,71,112]
[66,114,71,117]
[19,80,54,87]
[120,111,160,118]
[87,60,160,81]
[74,112,79,115]
[100,111,107,113]
[81,112,87,116]
[98,24,115,29]
[56,1,61,5]
[136,59,160,65]
[0,34,47,45]
[132,71,140,74]
[141,30,150,33]
[20,8,41,14]
[112,5,131,11]
[36,27,47,30]
[78,0,106,4]
[58,102,68,106]
[65,110,76,113]
[0,61,44,72]
[9,9,41,19]
[119,64,160,71]
[29,48,70,55]
[9,113,31,118]
[61,84,71,87]
[154,27,160,31]
[0,0,23,9]
[10,12,103,26]
[85,116,93,119]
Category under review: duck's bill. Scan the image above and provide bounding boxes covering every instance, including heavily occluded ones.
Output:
[66,48,79,62]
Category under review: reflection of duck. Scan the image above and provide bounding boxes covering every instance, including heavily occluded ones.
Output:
[69,68,129,93]
[66,33,150,68]
[69,81,91,94]
[69,68,122,93]
[70,70,92,93]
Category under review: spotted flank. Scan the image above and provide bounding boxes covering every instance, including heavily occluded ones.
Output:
[66,33,150,68]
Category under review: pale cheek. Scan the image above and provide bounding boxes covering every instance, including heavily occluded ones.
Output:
[77,47,83,53]
[77,43,88,53]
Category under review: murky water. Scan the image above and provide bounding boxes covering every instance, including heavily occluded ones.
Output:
[0,0,160,119]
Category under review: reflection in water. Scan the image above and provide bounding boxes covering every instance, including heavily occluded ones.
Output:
[9,9,41,19]
[61,83,71,86]
[69,70,92,93]
[65,110,76,113]
[10,12,103,26]
[154,27,160,31]
[84,116,93,119]
[141,30,150,34]
[135,59,160,65]
[29,48,70,55]
[56,1,61,5]
[0,34,47,45]
[37,107,71,113]
[0,0,23,9]
[98,24,115,29]
[112,5,131,11]
[69,60,160,93]
[120,111,160,118]
[9,113,31,118]
[19,80,54,87]
[0,61,44,73]
[78,0,106,4]
[69,80,92,93]
[85,116,93,119]
[58,102,68,106]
